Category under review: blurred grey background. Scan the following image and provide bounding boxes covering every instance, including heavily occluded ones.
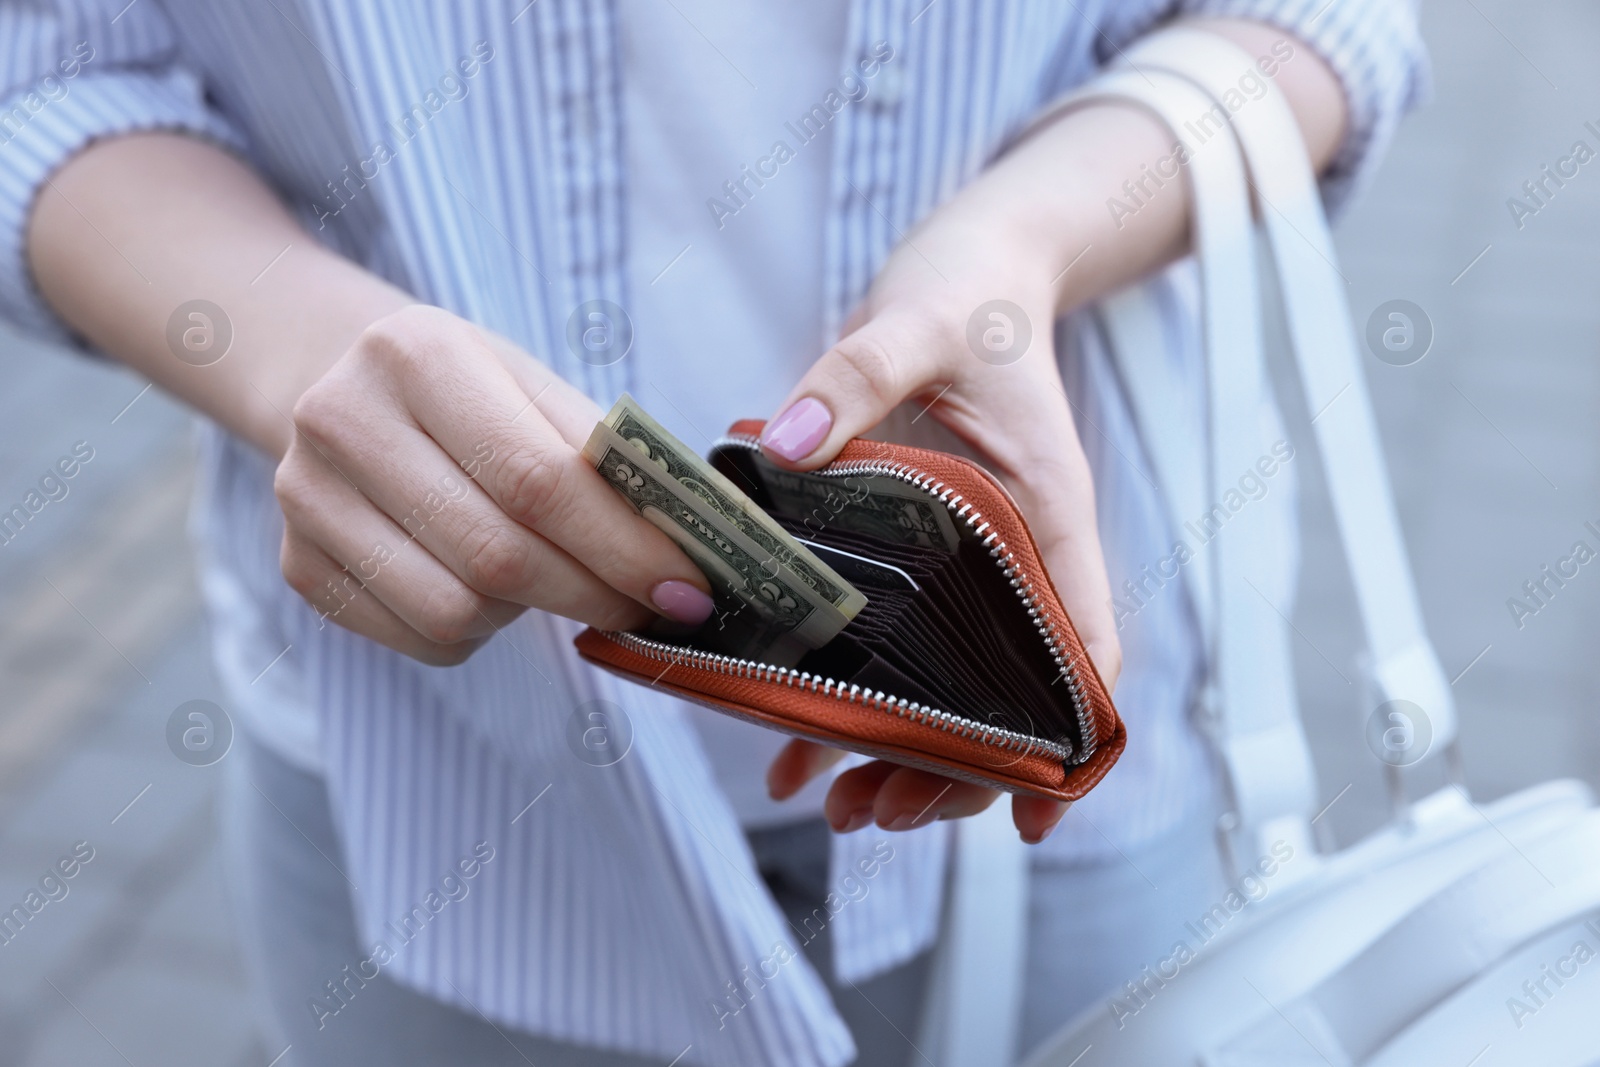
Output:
[0,3,1594,1064]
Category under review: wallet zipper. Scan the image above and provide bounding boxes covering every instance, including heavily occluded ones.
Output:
[599,434,1097,765]
[605,629,1074,763]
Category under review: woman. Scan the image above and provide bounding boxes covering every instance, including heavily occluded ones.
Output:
[0,1,1421,1063]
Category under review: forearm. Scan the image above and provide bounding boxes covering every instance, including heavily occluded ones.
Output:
[915,19,1347,314]
[26,132,411,459]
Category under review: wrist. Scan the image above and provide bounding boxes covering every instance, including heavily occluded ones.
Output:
[969,100,1183,315]
[897,195,1063,329]
[27,131,418,461]
[918,164,1092,322]
[242,250,412,458]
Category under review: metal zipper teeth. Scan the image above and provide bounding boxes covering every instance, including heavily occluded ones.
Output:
[605,629,1074,764]
[721,432,1097,762]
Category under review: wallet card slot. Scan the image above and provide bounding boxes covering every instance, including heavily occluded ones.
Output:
[889,610,1042,738]
[920,553,1069,730]
[794,518,1077,742]
[703,435,1098,763]
[836,593,983,710]
[914,558,1031,692]
[796,630,945,712]
[835,571,1047,741]
[846,605,1001,727]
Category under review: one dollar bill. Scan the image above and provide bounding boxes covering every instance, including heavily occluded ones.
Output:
[604,395,867,618]
[746,450,961,552]
[581,413,863,666]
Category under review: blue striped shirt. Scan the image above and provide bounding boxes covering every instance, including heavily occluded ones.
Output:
[0,2,1424,1063]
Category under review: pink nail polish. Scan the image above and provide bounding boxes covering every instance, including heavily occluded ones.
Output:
[762,397,833,462]
[650,580,714,625]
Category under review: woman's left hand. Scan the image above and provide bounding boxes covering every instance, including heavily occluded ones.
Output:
[760,164,1120,846]
[761,18,1349,843]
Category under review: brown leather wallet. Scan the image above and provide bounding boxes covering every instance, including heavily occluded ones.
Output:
[575,420,1125,802]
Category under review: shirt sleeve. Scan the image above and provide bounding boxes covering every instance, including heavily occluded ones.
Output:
[0,1,246,349]
[1171,0,1430,215]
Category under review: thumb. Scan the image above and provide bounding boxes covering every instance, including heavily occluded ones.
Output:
[762,317,941,469]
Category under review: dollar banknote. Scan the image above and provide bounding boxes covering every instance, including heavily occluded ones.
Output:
[581,418,858,666]
[745,451,962,552]
[604,395,868,619]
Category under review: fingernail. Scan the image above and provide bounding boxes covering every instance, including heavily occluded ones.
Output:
[650,580,714,625]
[834,808,873,834]
[762,397,832,462]
[1021,821,1057,846]
[885,813,922,832]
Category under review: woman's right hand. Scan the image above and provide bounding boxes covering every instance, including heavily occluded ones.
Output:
[274,304,715,665]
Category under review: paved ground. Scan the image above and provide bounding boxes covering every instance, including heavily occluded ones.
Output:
[0,355,264,1066]
[0,4,1596,1065]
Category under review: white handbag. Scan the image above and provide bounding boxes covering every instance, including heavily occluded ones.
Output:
[1016,28,1600,1067]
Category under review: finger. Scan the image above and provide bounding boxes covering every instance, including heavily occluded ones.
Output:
[1013,796,1071,845]
[824,761,900,833]
[407,386,714,622]
[305,307,715,624]
[275,446,527,643]
[1019,469,1121,690]
[279,526,486,666]
[283,420,660,632]
[376,310,708,598]
[766,739,849,801]
[871,768,999,830]
[482,332,604,449]
[445,419,710,626]
[952,375,1122,690]
[761,313,946,468]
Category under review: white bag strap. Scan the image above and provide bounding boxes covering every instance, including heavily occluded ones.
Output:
[915,803,1028,1067]
[1048,67,1319,869]
[1094,283,1215,627]
[1041,28,1458,865]
[1127,28,1458,756]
